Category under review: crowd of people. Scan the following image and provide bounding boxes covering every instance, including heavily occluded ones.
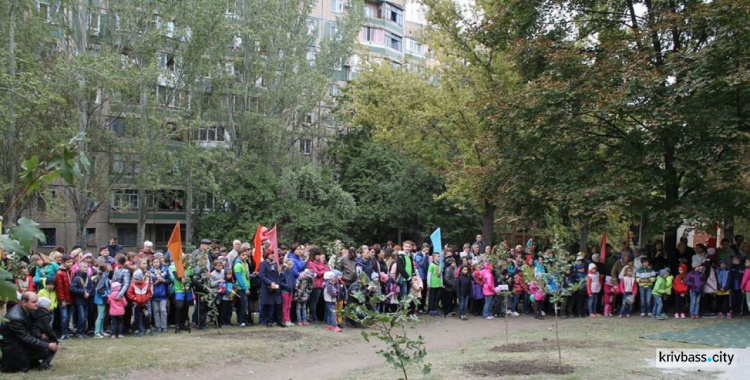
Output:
[2,233,750,373]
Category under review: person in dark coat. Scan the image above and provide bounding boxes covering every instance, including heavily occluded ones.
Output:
[30,297,58,344]
[258,250,283,327]
[0,292,57,372]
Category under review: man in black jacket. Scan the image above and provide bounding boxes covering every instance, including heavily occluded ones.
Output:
[0,292,58,372]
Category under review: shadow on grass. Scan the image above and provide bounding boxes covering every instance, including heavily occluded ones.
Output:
[465,360,575,377]
[200,330,305,341]
[491,339,618,353]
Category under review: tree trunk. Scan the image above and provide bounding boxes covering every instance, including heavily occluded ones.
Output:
[579,218,590,254]
[137,189,147,245]
[4,1,18,225]
[482,199,496,246]
[185,165,193,244]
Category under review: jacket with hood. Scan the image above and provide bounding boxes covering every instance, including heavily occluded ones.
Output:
[652,270,673,297]
[619,276,638,296]
[730,262,745,291]
[635,266,657,288]
[126,279,153,306]
[513,272,528,294]
[307,260,330,289]
[54,266,73,304]
[480,264,496,296]
[69,269,94,306]
[741,267,750,292]
[586,270,602,295]
[443,265,457,292]
[150,265,171,300]
[672,264,689,295]
[107,282,128,316]
[716,266,731,296]
[686,269,705,292]
[457,270,473,298]
[93,272,111,305]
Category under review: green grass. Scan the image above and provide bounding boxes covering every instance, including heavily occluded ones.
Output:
[337,317,723,380]
[4,325,359,380]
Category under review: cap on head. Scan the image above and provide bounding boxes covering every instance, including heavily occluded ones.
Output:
[38,297,52,309]
[588,263,597,271]
[200,239,212,245]
[133,269,144,280]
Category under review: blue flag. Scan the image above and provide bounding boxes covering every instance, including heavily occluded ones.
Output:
[431,228,442,269]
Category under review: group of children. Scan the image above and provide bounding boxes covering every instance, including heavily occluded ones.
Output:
[4,237,750,343]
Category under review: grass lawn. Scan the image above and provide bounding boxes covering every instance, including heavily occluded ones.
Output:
[3,324,360,380]
[337,316,724,380]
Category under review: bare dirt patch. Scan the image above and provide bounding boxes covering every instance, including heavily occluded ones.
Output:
[200,330,305,342]
[465,360,575,377]
[491,339,613,353]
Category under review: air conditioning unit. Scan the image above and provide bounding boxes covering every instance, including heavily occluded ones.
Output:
[343,59,351,67]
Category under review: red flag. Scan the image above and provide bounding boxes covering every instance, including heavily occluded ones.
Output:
[262,224,279,273]
[167,222,184,279]
[253,224,266,273]
[600,231,607,264]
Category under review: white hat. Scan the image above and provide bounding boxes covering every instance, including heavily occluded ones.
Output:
[38,297,53,309]
[588,263,597,271]
[324,271,335,281]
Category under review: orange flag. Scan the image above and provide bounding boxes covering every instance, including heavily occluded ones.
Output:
[168,222,184,279]
[253,224,266,273]
[262,224,279,273]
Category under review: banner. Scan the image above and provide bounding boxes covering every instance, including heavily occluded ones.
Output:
[431,228,442,269]
[261,224,279,273]
[167,222,184,278]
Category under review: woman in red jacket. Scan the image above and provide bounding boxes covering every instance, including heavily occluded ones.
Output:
[306,247,330,323]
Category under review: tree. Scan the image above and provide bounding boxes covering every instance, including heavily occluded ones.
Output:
[421,0,750,251]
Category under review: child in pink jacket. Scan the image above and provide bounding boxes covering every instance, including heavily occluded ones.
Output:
[529,279,546,320]
[741,258,750,314]
[480,263,496,319]
[107,282,128,338]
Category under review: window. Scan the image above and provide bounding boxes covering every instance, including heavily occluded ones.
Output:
[226,0,237,16]
[166,21,175,38]
[37,1,51,22]
[407,38,426,55]
[364,5,373,18]
[158,52,176,71]
[386,4,404,26]
[300,139,312,155]
[86,228,96,247]
[156,224,185,244]
[110,117,127,137]
[331,0,344,14]
[329,24,340,41]
[157,85,170,106]
[40,228,56,247]
[330,84,340,97]
[306,50,316,67]
[305,114,313,124]
[195,126,226,142]
[116,226,137,247]
[112,190,138,210]
[359,27,384,44]
[386,32,402,51]
[89,11,100,35]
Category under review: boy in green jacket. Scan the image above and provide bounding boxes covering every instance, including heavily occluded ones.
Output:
[651,268,673,320]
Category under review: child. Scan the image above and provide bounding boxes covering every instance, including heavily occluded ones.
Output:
[741,258,750,315]
[334,271,348,329]
[150,258,171,333]
[426,253,442,317]
[703,264,718,316]
[686,266,705,318]
[219,269,235,327]
[107,282,127,338]
[54,255,74,340]
[471,268,485,316]
[37,276,58,320]
[457,266,472,320]
[280,259,295,327]
[672,264,689,319]
[603,276,620,317]
[636,257,657,317]
[69,261,94,339]
[509,267,528,317]
[92,263,111,338]
[15,262,34,299]
[295,269,313,325]
[126,269,153,337]
[730,256,745,316]
[619,267,638,317]
[651,268,673,320]
[480,262,496,319]
[716,259,731,318]
[586,263,602,317]
[529,279,546,319]
[322,271,340,332]
[31,254,58,290]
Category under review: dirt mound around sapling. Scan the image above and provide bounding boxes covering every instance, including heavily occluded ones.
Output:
[465,360,575,377]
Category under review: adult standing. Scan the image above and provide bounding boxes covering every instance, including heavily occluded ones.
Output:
[473,235,487,256]
[307,247,330,323]
[340,247,358,286]
[356,246,374,279]
[107,237,123,258]
[0,292,57,372]
[193,239,212,268]
[227,240,242,270]
[138,241,155,261]
[258,251,282,327]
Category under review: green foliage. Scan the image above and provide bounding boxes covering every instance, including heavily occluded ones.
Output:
[343,291,431,380]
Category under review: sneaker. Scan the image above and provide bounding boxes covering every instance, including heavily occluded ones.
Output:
[484,316,495,320]
[110,335,116,339]
[297,322,304,326]
[76,334,86,339]
[117,335,125,339]
[94,333,104,339]
[60,335,70,341]
[647,313,653,317]
[146,329,152,335]
[239,323,247,328]
[326,325,335,331]
[680,313,686,319]
[674,313,679,319]
[541,311,546,316]
[333,327,343,332]
[101,331,111,337]
[618,315,623,318]
[303,321,310,326]
[285,322,294,327]
[718,312,724,318]
[625,315,630,318]
[512,312,520,317]
[640,313,646,317]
